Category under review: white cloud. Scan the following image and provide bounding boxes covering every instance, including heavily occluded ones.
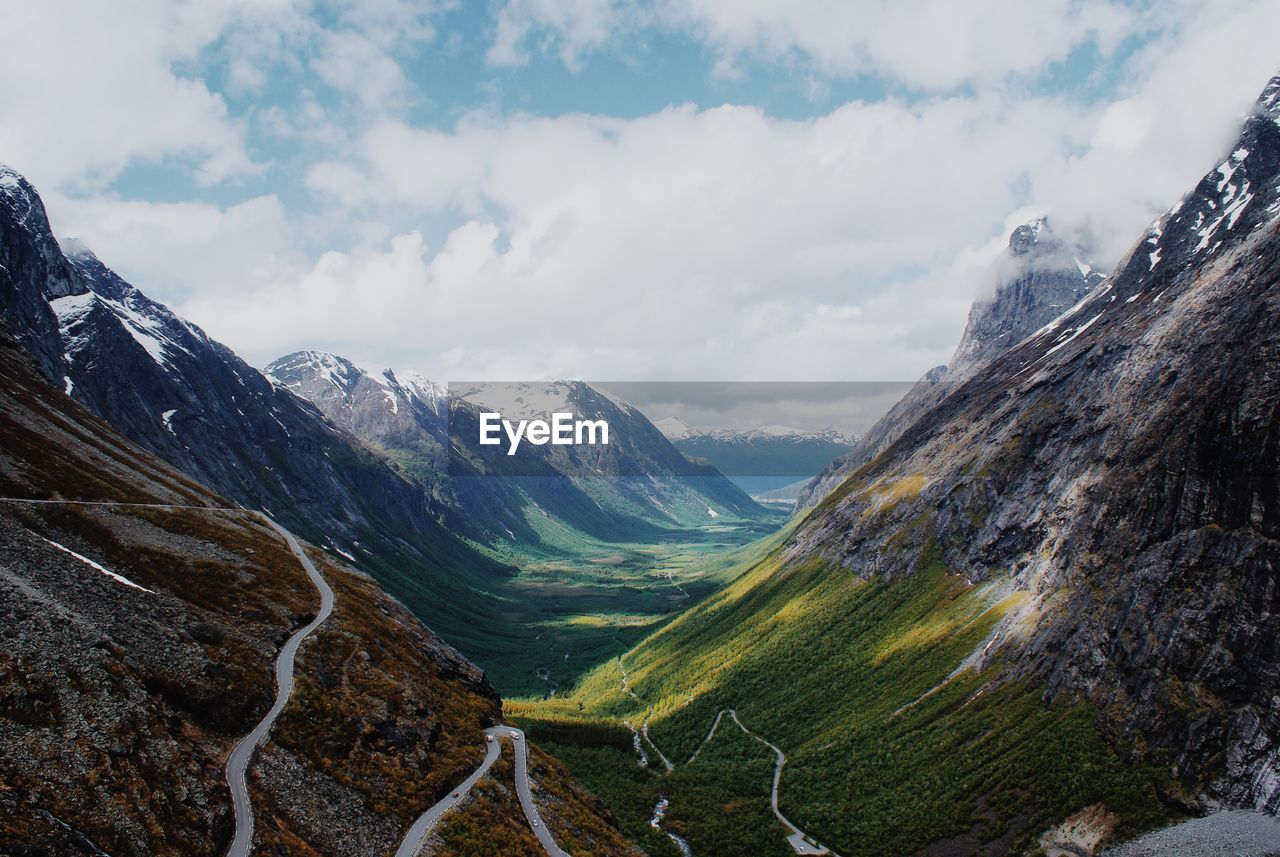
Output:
[487,0,1139,88]
[332,0,453,50]
[312,30,414,109]
[48,193,299,302]
[488,0,631,69]
[214,94,1095,377]
[202,0,1279,382]
[0,0,457,194]
[0,0,262,191]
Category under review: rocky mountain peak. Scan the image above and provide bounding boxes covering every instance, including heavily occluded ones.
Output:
[799,219,1106,505]
[0,164,45,226]
[58,236,101,264]
[266,350,365,397]
[1008,216,1047,254]
[655,415,695,440]
[949,217,1100,383]
[0,165,87,378]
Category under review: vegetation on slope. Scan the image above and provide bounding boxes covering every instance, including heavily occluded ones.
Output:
[475,515,786,696]
[516,528,1176,855]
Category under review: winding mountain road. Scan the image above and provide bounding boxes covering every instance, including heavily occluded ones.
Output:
[224,515,335,857]
[507,726,572,857]
[0,498,336,857]
[394,731,502,857]
[727,711,836,856]
[685,710,725,765]
[609,650,837,857]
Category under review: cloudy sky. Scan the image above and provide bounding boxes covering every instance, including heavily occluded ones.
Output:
[2,1,1277,382]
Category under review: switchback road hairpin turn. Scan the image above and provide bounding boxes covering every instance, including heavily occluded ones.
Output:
[394,731,502,857]
[727,710,835,856]
[609,647,837,857]
[393,726,570,857]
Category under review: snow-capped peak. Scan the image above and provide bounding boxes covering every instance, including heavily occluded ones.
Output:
[266,350,362,393]
[655,416,696,440]
[658,418,858,445]
[58,236,98,260]
[395,370,447,405]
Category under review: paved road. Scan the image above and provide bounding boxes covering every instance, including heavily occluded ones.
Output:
[728,711,837,857]
[393,726,570,857]
[505,726,572,857]
[0,498,227,510]
[225,515,335,857]
[0,499,336,857]
[394,731,502,857]
[686,710,725,765]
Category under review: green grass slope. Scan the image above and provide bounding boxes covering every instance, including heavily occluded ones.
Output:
[516,526,1176,855]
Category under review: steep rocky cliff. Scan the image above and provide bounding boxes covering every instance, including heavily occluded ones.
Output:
[800,217,1102,504]
[790,72,1280,811]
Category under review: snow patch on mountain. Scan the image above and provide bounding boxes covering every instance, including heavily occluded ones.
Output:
[655,416,696,440]
[397,370,447,406]
[40,535,153,593]
[657,417,858,445]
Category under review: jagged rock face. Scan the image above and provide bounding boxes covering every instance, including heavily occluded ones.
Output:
[0,169,79,379]
[266,351,449,465]
[948,218,1103,384]
[789,73,1280,811]
[800,219,1100,504]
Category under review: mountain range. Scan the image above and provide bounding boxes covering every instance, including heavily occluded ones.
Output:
[3,62,1280,857]
[655,417,859,497]
[265,357,770,549]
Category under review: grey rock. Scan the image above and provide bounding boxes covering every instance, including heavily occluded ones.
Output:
[800,217,1102,505]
